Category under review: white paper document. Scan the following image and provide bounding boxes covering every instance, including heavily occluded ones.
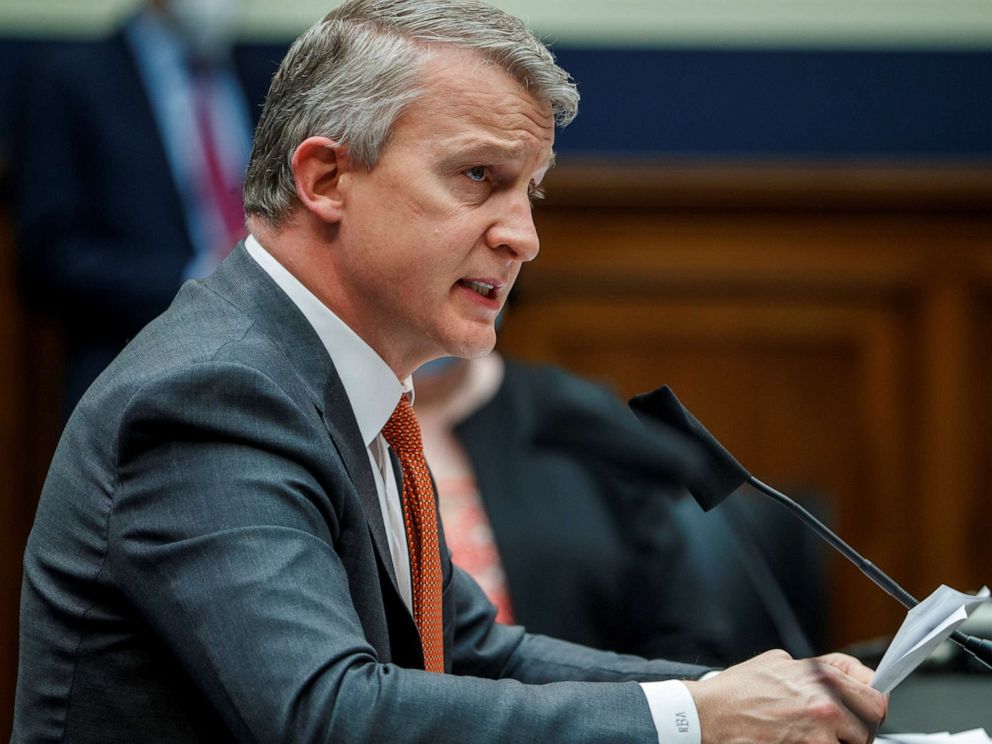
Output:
[877,729,992,744]
[870,584,990,695]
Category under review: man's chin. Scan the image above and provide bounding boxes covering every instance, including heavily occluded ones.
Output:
[442,326,497,360]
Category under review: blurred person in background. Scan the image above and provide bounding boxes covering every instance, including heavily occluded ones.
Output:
[413,351,726,663]
[12,0,274,416]
[415,350,825,666]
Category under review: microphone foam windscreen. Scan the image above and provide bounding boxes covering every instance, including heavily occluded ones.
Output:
[629,385,750,510]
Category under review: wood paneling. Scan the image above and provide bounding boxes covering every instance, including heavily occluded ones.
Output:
[0,201,27,738]
[0,197,61,739]
[499,161,992,647]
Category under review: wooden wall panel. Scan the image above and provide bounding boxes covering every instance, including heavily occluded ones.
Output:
[0,202,61,739]
[498,162,992,648]
[0,203,27,738]
[500,296,913,644]
[972,294,992,593]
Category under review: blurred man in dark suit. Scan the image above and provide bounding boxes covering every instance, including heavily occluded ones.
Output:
[12,0,273,414]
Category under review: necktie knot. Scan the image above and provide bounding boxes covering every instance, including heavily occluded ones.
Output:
[382,397,423,455]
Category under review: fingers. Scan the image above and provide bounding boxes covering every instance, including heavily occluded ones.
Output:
[810,659,888,742]
[816,652,888,732]
[818,652,876,685]
[808,653,889,731]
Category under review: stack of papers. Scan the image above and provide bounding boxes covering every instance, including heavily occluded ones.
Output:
[878,730,991,743]
[870,585,990,694]
[870,585,990,744]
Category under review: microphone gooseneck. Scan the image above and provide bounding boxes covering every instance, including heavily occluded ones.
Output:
[748,474,992,672]
[629,385,992,671]
[747,476,919,610]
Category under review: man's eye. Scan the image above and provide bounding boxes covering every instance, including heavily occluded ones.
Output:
[464,166,487,182]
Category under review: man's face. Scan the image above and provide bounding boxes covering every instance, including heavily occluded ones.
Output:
[331,46,555,377]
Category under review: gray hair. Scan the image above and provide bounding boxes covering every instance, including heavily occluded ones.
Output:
[243,0,579,227]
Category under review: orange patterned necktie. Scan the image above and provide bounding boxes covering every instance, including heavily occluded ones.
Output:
[382,397,445,673]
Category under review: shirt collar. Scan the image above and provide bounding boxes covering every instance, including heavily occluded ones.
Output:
[244,235,411,446]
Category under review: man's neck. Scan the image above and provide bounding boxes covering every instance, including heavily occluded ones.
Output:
[249,222,425,379]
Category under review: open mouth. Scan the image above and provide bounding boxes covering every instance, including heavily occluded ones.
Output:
[458,279,497,299]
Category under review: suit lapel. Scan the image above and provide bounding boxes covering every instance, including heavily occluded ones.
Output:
[205,244,403,596]
[320,384,402,598]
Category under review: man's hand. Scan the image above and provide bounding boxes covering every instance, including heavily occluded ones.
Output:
[684,649,888,744]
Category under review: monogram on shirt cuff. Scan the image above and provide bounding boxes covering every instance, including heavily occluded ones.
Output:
[639,679,702,744]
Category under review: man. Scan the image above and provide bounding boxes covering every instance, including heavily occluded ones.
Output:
[14,1,887,741]
[13,0,271,413]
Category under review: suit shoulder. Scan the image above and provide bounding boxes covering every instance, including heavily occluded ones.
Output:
[82,280,308,417]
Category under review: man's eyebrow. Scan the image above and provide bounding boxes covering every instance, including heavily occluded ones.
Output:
[442,140,523,164]
[442,140,556,170]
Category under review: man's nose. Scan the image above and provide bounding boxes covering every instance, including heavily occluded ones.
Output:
[485,194,540,263]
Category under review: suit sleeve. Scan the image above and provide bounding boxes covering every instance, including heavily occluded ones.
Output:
[106,361,703,743]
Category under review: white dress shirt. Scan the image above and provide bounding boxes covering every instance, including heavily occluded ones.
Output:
[244,234,704,744]
[245,235,414,609]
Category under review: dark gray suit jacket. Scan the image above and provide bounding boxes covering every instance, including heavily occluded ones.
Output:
[14,245,708,742]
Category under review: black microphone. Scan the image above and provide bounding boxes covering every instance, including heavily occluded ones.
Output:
[629,386,749,511]
[629,384,992,671]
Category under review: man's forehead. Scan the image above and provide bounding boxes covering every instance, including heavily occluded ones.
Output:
[401,49,554,154]
[417,46,554,127]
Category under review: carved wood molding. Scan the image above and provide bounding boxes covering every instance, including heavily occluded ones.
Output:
[542,159,992,212]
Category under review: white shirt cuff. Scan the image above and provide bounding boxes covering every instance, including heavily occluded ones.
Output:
[639,680,702,744]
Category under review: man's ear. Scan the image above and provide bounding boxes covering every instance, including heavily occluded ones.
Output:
[291,136,350,224]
